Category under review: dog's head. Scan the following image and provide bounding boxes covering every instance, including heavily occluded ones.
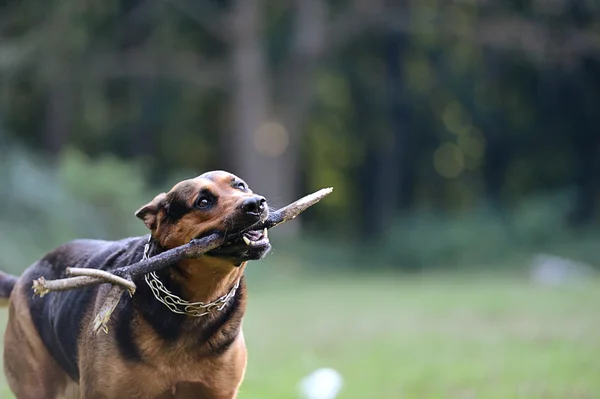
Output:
[135,170,271,264]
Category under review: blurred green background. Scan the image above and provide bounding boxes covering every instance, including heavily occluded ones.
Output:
[1,0,600,398]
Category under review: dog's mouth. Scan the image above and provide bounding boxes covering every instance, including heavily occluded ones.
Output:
[240,228,270,248]
[206,227,271,263]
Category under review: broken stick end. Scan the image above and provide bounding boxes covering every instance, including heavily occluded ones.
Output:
[93,315,111,335]
[308,187,333,200]
[32,277,49,297]
[311,187,334,200]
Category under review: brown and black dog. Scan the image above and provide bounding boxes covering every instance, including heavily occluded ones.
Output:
[0,170,272,399]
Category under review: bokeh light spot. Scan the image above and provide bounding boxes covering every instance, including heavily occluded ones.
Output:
[407,56,433,93]
[434,142,465,179]
[253,122,289,158]
[458,128,486,159]
[442,101,468,135]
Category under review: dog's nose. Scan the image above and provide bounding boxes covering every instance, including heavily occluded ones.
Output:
[241,196,266,215]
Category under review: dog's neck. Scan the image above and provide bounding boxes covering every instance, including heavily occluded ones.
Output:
[146,237,245,305]
[170,257,245,304]
[134,236,247,354]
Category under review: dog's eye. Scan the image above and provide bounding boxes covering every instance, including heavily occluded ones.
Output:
[235,182,247,191]
[195,196,212,209]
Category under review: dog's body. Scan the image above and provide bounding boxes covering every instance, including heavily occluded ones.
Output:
[1,171,271,399]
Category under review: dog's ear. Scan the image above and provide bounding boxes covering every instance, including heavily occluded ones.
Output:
[135,193,167,230]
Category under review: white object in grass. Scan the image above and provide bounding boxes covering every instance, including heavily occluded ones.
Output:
[299,368,343,399]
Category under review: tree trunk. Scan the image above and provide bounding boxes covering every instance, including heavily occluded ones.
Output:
[567,58,600,226]
[228,0,272,198]
[385,33,412,212]
[43,77,73,158]
[227,0,325,237]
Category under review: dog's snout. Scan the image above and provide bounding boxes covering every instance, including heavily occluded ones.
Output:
[241,196,266,215]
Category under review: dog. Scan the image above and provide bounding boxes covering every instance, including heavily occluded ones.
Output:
[0,170,272,399]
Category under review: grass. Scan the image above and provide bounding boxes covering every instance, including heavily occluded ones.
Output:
[0,270,599,398]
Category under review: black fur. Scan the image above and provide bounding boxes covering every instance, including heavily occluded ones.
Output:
[200,282,245,356]
[0,272,17,297]
[133,268,188,342]
[114,293,143,363]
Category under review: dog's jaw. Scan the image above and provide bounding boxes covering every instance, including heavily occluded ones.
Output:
[206,228,271,264]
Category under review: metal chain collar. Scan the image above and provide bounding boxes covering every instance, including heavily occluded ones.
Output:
[142,236,240,317]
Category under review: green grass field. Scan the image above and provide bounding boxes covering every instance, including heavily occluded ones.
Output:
[0,271,599,398]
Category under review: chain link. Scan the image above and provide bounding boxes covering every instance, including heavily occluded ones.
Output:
[142,236,239,317]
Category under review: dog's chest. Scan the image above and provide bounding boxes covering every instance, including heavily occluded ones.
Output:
[131,321,245,378]
[111,333,247,398]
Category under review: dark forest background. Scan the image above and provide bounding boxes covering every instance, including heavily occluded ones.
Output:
[1,0,600,273]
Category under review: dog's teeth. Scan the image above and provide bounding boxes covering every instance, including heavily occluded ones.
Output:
[263,228,268,238]
[243,236,251,246]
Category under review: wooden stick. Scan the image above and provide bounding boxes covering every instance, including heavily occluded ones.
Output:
[32,269,137,297]
[257,187,333,230]
[31,187,334,332]
[67,268,136,293]
[30,234,224,298]
[32,276,107,297]
[112,233,224,278]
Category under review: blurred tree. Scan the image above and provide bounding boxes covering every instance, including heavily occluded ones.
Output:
[1,0,600,243]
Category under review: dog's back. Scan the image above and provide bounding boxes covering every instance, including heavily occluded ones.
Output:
[22,238,146,380]
[1,237,147,398]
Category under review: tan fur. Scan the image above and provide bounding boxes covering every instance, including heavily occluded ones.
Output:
[78,270,248,399]
[172,257,245,303]
[4,171,266,399]
[152,174,251,250]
